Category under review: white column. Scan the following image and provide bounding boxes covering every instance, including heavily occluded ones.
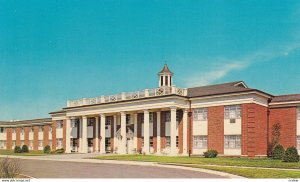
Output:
[156,111,161,154]
[144,110,150,154]
[113,115,117,153]
[100,114,106,154]
[133,113,138,152]
[65,117,71,153]
[95,116,99,152]
[120,112,127,154]
[170,107,177,155]
[78,118,82,153]
[183,109,188,155]
[82,116,88,153]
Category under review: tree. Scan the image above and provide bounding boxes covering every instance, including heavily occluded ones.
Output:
[268,122,281,157]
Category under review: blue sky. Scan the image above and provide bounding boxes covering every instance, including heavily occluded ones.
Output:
[0,0,300,120]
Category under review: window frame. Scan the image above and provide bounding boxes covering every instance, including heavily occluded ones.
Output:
[224,105,241,119]
[224,135,241,149]
[193,135,208,149]
[193,108,208,121]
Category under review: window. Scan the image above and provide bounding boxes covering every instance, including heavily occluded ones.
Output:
[193,108,208,121]
[149,113,154,123]
[160,76,163,86]
[106,116,112,126]
[38,140,43,147]
[176,136,179,148]
[48,140,52,147]
[20,128,24,134]
[224,135,241,149]
[56,138,63,148]
[56,121,63,129]
[150,137,153,147]
[298,107,300,120]
[21,140,24,146]
[225,105,241,119]
[230,119,236,124]
[165,112,171,122]
[0,140,6,149]
[71,120,78,128]
[30,127,34,132]
[49,126,52,133]
[29,140,33,149]
[193,135,207,149]
[0,127,5,133]
[166,136,171,147]
[297,136,300,149]
[12,141,16,147]
[12,128,16,133]
[165,76,168,86]
[87,118,94,126]
[142,137,144,147]
[141,114,144,123]
[39,126,44,132]
[126,114,131,125]
[176,111,180,122]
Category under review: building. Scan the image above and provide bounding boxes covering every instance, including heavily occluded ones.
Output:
[0,64,299,157]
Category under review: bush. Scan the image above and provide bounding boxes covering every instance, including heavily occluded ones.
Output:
[283,146,299,162]
[204,150,218,158]
[13,146,22,153]
[21,145,29,153]
[44,145,51,154]
[51,148,65,154]
[272,144,285,160]
[0,157,22,178]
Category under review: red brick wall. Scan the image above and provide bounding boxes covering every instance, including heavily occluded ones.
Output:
[269,107,297,149]
[33,126,39,151]
[43,125,49,147]
[6,128,12,150]
[178,110,183,154]
[16,128,21,146]
[242,104,268,156]
[24,127,29,146]
[52,121,57,150]
[208,106,224,154]
[160,112,166,150]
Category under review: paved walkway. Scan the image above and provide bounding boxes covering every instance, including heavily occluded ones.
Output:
[0,154,242,178]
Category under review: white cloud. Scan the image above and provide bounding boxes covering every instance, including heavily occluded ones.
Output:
[185,42,300,87]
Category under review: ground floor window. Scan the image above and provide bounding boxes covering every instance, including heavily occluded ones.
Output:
[193,135,207,149]
[105,137,111,152]
[142,137,144,147]
[150,137,153,147]
[166,136,171,147]
[38,140,43,148]
[29,140,33,149]
[0,140,6,149]
[56,138,63,149]
[21,140,24,147]
[12,141,16,148]
[224,135,241,149]
[88,138,93,147]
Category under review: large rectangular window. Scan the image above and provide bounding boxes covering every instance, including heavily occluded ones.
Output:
[149,113,154,123]
[193,108,208,121]
[87,118,95,126]
[71,120,78,128]
[39,126,44,132]
[166,136,171,147]
[56,121,63,129]
[0,140,6,149]
[56,138,63,148]
[106,116,112,126]
[38,140,43,147]
[224,105,241,119]
[29,140,33,149]
[126,114,132,125]
[193,135,207,149]
[224,135,241,149]
[165,112,171,122]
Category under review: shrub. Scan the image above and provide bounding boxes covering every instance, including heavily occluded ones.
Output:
[283,146,299,162]
[21,145,29,153]
[204,150,218,158]
[0,157,22,178]
[13,146,22,153]
[272,144,285,160]
[54,148,65,154]
[44,145,51,154]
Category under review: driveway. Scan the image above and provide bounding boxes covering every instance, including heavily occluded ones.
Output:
[19,158,224,178]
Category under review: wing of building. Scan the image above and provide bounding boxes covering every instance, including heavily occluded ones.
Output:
[0,64,299,157]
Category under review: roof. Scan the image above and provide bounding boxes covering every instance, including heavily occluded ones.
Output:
[187,81,271,98]
[270,94,300,103]
[158,64,173,75]
[0,118,52,126]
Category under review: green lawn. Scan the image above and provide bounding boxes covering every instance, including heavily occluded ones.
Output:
[94,155,300,178]
[94,155,300,169]
[0,150,46,156]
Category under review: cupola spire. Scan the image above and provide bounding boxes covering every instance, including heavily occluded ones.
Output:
[158,64,173,87]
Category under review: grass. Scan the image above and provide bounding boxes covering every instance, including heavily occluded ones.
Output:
[94,154,300,169]
[0,150,46,156]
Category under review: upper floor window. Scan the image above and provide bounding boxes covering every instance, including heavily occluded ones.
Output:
[126,115,132,125]
[149,113,154,123]
[140,114,144,123]
[20,128,24,134]
[49,125,52,133]
[0,127,5,133]
[297,107,300,120]
[30,127,34,133]
[87,118,95,126]
[71,120,78,128]
[193,108,208,121]
[56,121,63,129]
[12,128,16,133]
[165,112,171,122]
[224,105,241,119]
[39,126,44,132]
[106,116,112,126]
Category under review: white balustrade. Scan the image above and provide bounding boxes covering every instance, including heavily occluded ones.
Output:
[67,86,187,107]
